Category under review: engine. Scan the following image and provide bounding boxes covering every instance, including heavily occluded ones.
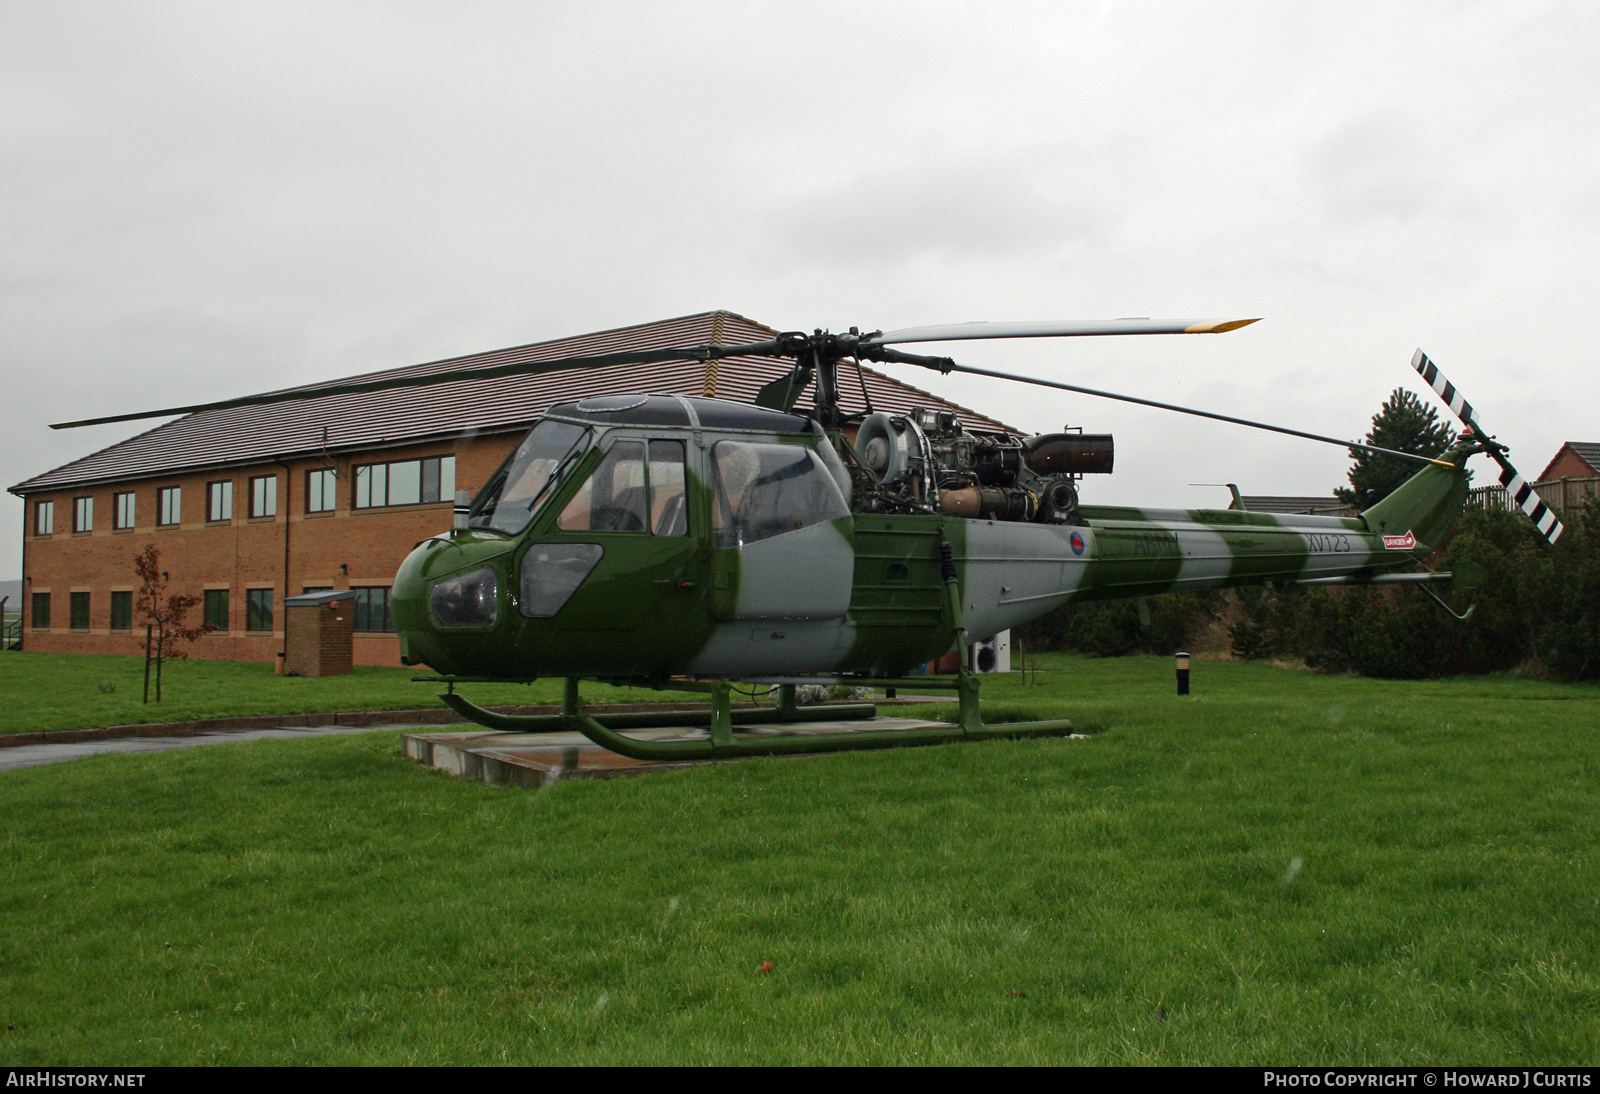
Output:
[848,407,1112,524]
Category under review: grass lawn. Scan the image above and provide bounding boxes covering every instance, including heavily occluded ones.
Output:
[1,654,1598,1064]
[0,652,695,735]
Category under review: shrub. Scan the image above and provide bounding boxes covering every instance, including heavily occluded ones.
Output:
[1017,591,1221,658]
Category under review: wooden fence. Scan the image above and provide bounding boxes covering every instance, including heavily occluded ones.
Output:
[1469,476,1600,516]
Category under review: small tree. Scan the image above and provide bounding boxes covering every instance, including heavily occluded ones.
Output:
[133,545,213,702]
[1335,388,1456,511]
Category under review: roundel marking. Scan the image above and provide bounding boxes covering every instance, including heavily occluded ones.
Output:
[1070,532,1085,555]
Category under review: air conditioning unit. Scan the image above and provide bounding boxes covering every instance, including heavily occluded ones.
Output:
[970,630,1011,674]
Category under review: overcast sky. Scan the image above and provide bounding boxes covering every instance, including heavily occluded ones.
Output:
[5,0,1598,581]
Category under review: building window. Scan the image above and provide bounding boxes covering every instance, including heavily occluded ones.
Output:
[207,481,233,522]
[31,593,49,629]
[114,491,136,530]
[34,501,53,536]
[73,497,93,533]
[306,468,337,513]
[204,589,230,632]
[301,586,332,595]
[352,587,394,632]
[110,591,133,631]
[159,486,182,526]
[249,475,278,518]
[70,592,90,630]
[246,589,273,632]
[355,456,455,509]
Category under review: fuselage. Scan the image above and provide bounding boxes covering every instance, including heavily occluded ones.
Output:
[392,395,1474,682]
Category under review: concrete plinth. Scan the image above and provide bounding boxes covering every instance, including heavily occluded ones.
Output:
[405,716,955,789]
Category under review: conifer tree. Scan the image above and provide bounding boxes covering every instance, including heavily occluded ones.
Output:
[1335,388,1456,511]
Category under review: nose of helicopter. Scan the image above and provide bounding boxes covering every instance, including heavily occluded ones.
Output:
[390,531,512,672]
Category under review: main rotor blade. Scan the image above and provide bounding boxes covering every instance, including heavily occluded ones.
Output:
[876,348,1447,467]
[49,339,786,429]
[1410,349,1563,543]
[865,317,1260,346]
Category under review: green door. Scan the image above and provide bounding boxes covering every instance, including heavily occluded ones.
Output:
[518,437,708,676]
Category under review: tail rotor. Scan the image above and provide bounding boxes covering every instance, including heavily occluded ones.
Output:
[1411,350,1563,544]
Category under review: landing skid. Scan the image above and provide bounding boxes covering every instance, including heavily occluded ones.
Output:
[438,675,1075,760]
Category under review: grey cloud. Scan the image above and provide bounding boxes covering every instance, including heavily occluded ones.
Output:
[1304,114,1438,226]
[766,152,1111,268]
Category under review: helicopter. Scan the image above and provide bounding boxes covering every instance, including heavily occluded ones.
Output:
[54,320,1562,760]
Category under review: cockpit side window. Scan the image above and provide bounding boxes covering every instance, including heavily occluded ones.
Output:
[555,438,692,535]
[559,441,648,532]
[711,440,849,549]
[470,420,589,535]
[648,440,689,536]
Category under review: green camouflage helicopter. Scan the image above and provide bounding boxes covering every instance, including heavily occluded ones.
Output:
[58,321,1562,758]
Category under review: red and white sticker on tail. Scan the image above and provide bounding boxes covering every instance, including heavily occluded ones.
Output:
[1382,531,1417,550]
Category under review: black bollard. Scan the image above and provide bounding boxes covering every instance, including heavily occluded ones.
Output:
[1175,651,1191,696]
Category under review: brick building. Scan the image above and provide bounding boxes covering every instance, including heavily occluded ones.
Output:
[1535,442,1600,483]
[1532,442,1600,515]
[11,310,1011,666]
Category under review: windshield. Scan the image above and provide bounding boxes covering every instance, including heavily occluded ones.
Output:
[469,420,590,535]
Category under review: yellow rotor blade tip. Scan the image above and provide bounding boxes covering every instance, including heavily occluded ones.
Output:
[1184,318,1263,334]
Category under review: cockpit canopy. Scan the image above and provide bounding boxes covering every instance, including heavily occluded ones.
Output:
[466,394,831,537]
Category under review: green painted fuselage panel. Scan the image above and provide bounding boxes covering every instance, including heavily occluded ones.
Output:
[392,428,1474,680]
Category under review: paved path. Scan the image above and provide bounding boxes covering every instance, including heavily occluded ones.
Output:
[0,723,416,772]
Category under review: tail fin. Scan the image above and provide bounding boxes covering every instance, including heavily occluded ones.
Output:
[1359,438,1476,553]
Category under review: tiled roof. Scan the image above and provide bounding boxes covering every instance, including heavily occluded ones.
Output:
[1534,442,1600,482]
[1563,442,1600,475]
[12,311,1017,494]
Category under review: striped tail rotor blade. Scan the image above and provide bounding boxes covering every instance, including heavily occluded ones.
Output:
[1493,456,1565,544]
[1410,349,1487,434]
[1411,349,1564,545]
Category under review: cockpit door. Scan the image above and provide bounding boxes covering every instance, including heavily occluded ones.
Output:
[517,436,707,674]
